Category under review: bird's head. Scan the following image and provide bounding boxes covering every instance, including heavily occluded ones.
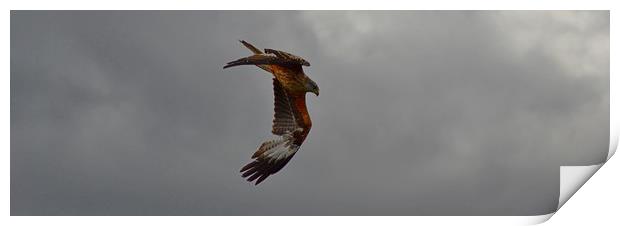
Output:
[305,79,319,96]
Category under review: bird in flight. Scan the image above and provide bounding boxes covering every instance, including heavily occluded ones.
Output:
[223,40,319,185]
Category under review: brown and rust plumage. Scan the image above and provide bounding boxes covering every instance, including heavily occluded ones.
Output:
[223,40,319,185]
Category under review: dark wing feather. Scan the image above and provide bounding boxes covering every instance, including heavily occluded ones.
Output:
[223,54,290,69]
[271,79,298,135]
[240,40,263,54]
[240,152,297,185]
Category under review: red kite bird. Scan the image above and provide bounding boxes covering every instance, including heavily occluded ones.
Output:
[223,40,319,185]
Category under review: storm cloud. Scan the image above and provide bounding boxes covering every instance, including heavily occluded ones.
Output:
[11,11,609,215]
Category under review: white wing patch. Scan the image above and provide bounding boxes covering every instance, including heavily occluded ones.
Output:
[258,132,300,163]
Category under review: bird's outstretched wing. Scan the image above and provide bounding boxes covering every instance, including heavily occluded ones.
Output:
[223,54,293,69]
[240,79,312,185]
[223,41,310,69]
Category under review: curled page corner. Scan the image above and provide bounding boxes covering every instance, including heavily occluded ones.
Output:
[558,164,603,210]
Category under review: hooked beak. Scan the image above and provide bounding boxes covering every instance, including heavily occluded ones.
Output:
[307,79,319,97]
[313,88,320,97]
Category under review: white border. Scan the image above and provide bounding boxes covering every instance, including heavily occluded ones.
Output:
[3,1,618,225]
[2,0,617,10]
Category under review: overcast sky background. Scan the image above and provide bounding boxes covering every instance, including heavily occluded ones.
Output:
[11,11,609,215]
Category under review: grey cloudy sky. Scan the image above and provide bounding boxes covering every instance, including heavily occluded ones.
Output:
[11,11,609,215]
